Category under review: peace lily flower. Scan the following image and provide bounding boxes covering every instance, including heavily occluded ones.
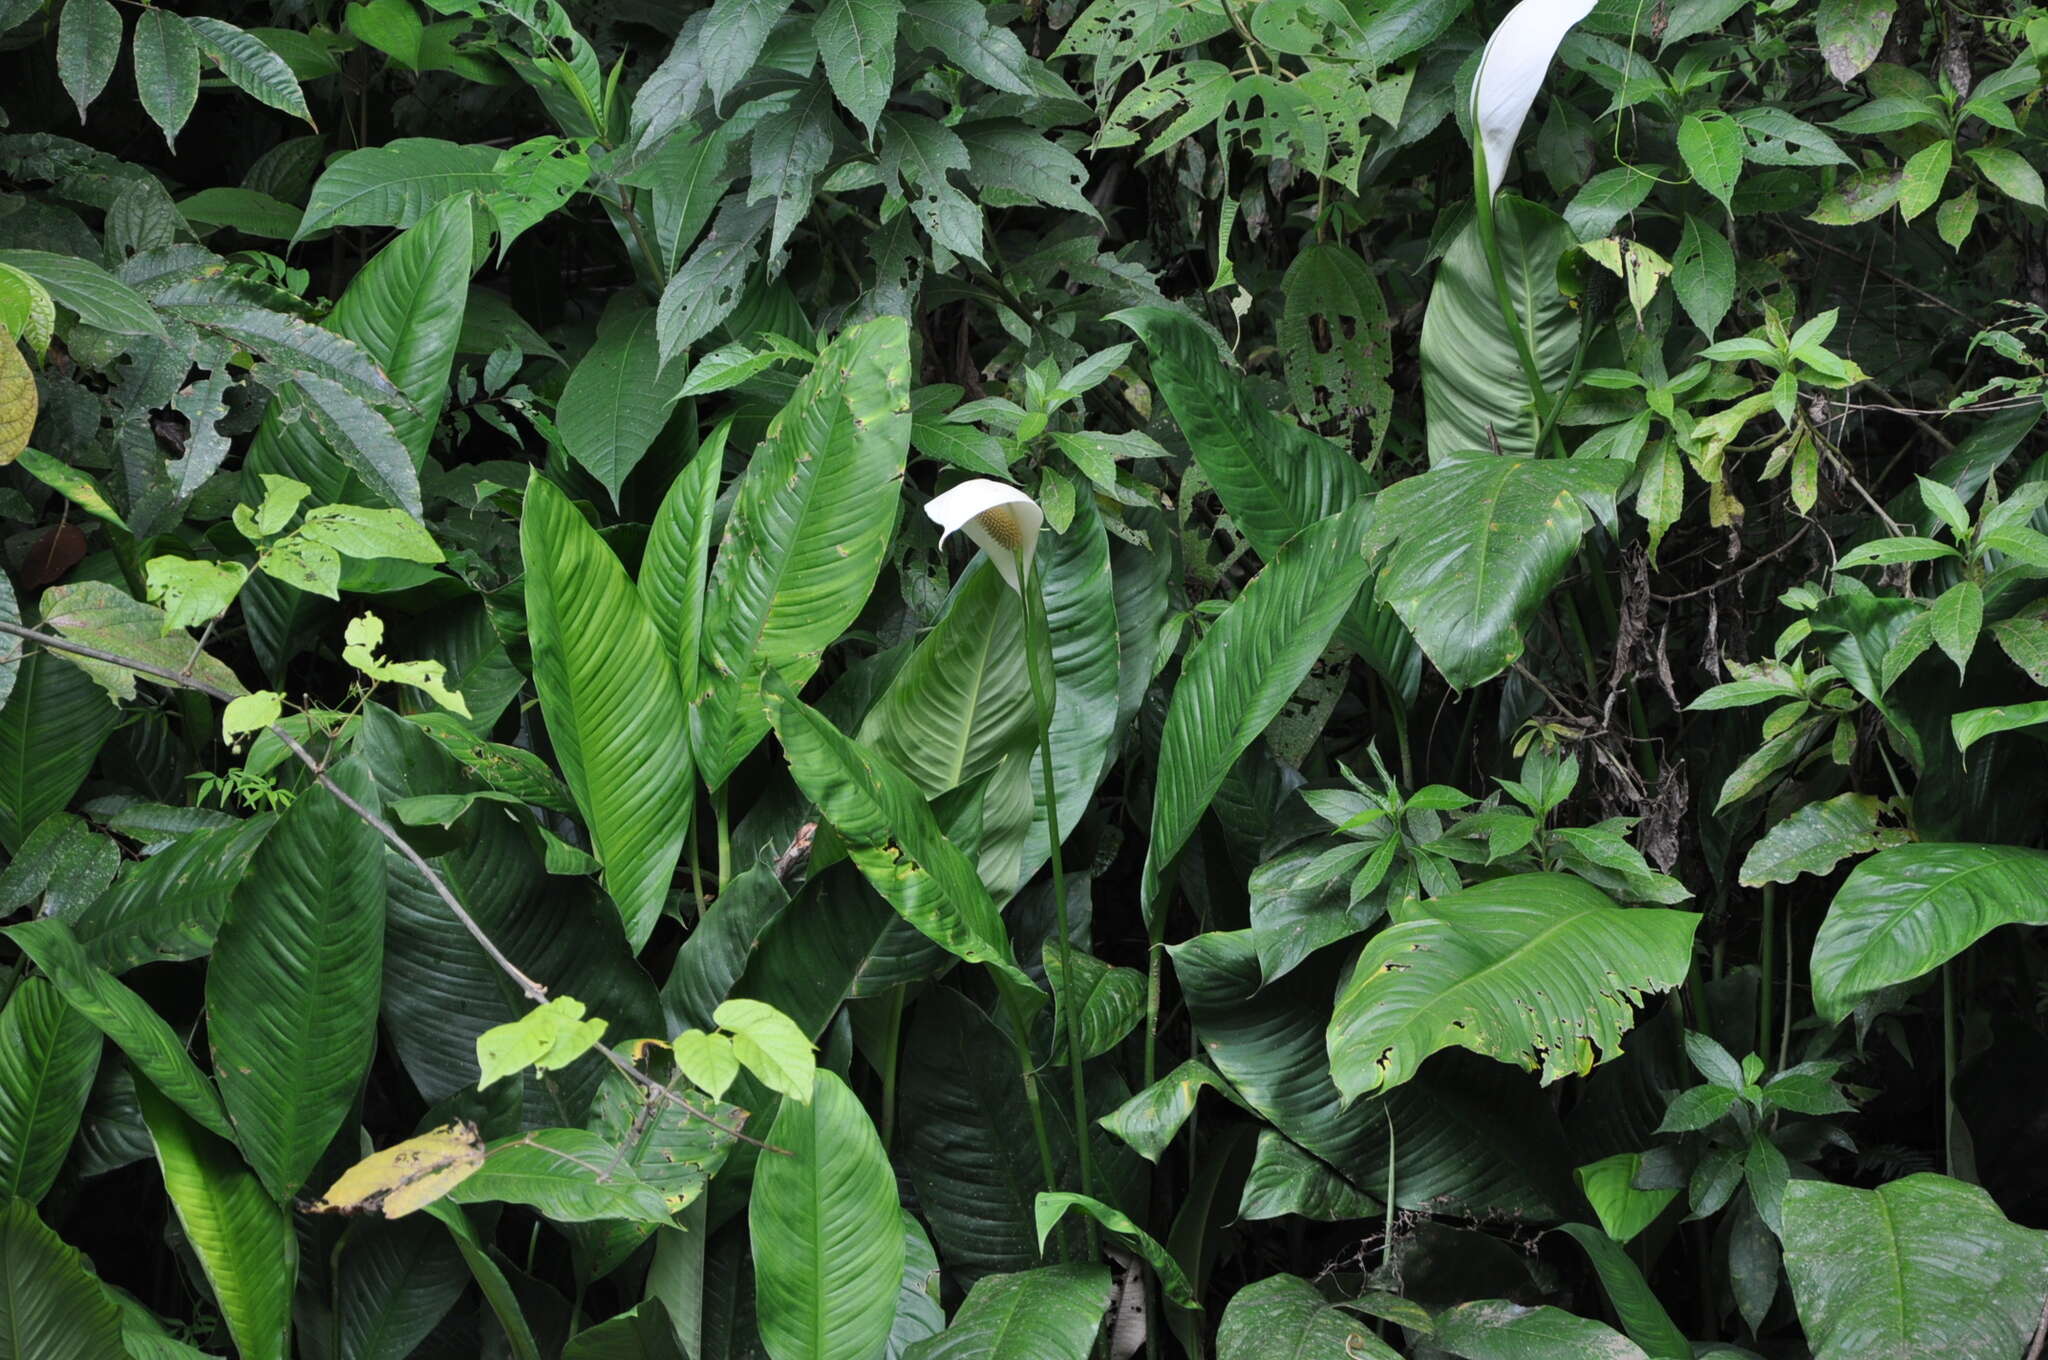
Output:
[924,479,1043,594]
[1471,0,1600,201]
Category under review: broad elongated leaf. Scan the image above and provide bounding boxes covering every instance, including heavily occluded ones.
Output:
[0,250,166,338]
[0,1199,124,1359]
[137,1081,296,1360]
[903,1265,1111,1360]
[1045,948,1143,1062]
[641,424,728,706]
[1236,1130,1380,1222]
[132,10,200,147]
[817,0,899,132]
[1142,503,1374,918]
[1739,793,1907,887]
[0,978,100,1203]
[1555,1225,1690,1360]
[1098,1059,1255,1164]
[208,760,386,1201]
[446,1129,674,1223]
[0,650,117,852]
[333,1217,470,1360]
[1280,243,1393,445]
[1432,1300,1649,1359]
[297,139,502,238]
[698,317,912,786]
[1364,454,1629,689]
[1326,873,1698,1100]
[248,194,473,512]
[1217,1274,1398,1360]
[1782,1173,2048,1359]
[763,673,1035,997]
[860,561,1035,798]
[1170,929,1580,1218]
[357,707,663,1128]
[751,1070,904,1360]
[3,918,234,1139]
[1810,843,2048,1023]
[521,472,694,950]
[558,303,689,506]
[1419,197,1577,460]
[1023,494,1120,872]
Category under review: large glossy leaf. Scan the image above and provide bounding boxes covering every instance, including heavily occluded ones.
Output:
[902,1264,1111,1360]
[1432,1300,1649,1359]
[297,139,502,237]
[445,1129,674,1223]
[68,813,276,970]
[522,471,694,950]
[1554,1224,1690,1360]
[1217,1274,1398,1360]
[136,1080,296,1360]
[750,1070,904,1360]
[1326,873,1698,1100]
[1810,843,2048,1023]
[357,705,661,1127]
[696,317,911,786]
[1142,503,1374,919]
[247,192,472,512]
[0,977,100,1202]
[1364,453,1629,689]
[1419,197,1577,461]
[0,1199,124,1359]
[558,303,690,505]
[0,650,117,852]
[860,561,1035,798]
[763,672,1035,998]
[1782,1173,2048,1359]
[1170,930,1580,1218]
[641,424,726,705]
[207,760,386,1201]
[1022,494,1119,874]
[3,918,233,1139]
[333,1217,470,1360]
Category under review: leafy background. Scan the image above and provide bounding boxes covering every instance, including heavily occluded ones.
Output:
[3,0,2048,1354]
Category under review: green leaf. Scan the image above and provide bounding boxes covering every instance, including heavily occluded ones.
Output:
[1555,1225,1691,1360]
[1034,1193,1197,1308]
[880,113,982,263]
[1236,1131,1380,1222]
[1739,794,1907,886]
[1678,113,1744,210]
[713,998,816,1103]
[751,85,838,258]
[654,198,768,359]
[3,918,234,1139]
[1433,1300,1649,1359]
[0,1199,124,1359]
[39,580,246,703]
[762,672,1035,999]
[1420,197,1577,460]
[1782,1173,2048,1359]
[959,120,1100,218]
[902,1265,1111,1360]
[1833,535,1957,569]
[184,17,312,123]
[1044,947,1144,1062]
[1325,873,1699,1100]
[1808,167,1903,225]
[700,0,796,108]
[1142,503,1375,919]
[1812,843,2048,1022]
[332,1217,471,1360]
[445,1128,675,1223]
[903,0,1036,93]
[817,0,899,132]
[177,187,301,239]
[1673,214,1736,338]
[1217,1275,1398,1360]
[1928,579,1982,677]
[1365,454,1630,689]
[0,650,118,852]
[751,1070,904,1360]
[557,304,688,506]
[1280,243,1393,447]
[859,561,1036,798]
[1966,146,2046,209]
[132,9,202,149]
[0,251,167,339]
[1898,139,1952,221]
[297,140,502,238]
[1574,1155,1678,1245]
[424,1203,541,1360]
[521,472,694,950]
[640,425,726,705]
[208,760,386,1201]
[136,1080,297,1360]
[697,317,912,785]
[57,0,121,122]
[1098,1059,1254,1164]
[1024,494,1120,876]
[1952,699,2048,758]
[475,996,609,1088]
[0,978,100,1203]
[1816,0,1893,82]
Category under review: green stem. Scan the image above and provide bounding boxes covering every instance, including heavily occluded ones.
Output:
[1942,961,1957,1176]
[1025,562,1097,1212]
[1001,990,1062,1222]
[1143,916,1165,1088]
[1758,885,1776,1061]
[879,984,907,1153]
[1471,151,1566,458]
[713,784,732,890]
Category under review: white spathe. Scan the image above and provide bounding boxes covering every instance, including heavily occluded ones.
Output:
[1471,0,1601,201]
[924,478,1044,593]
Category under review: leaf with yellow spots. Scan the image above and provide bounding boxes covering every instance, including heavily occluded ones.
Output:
[307,1121,486,1217]
[0,323,35,466]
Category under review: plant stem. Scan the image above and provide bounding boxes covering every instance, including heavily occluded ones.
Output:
[713,782,732,889]
[1758,885,1776,1060]
[1942,961,1958,1176]
[1470,152,1565,458]
[879,984,907,1153]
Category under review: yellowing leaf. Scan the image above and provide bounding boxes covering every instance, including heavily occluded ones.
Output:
[343,612,472,717]
[474,995,608,1088]
[0,325,38,466]
[308,1121,486,1218]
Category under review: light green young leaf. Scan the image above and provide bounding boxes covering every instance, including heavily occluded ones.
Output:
[713,998,816,1104]
[475,996,609,1088]
[343,613,472,717]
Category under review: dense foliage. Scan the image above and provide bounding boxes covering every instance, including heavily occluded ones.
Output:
[4,0,2048,1353]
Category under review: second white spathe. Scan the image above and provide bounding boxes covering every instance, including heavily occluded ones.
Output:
[924,478,1045,593]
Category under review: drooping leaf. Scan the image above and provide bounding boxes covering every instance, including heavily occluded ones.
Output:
[184,17,313,123]
[1782,1173,2048,1359]
[1555,1224,1691,1360]
[557,303,689,506]
[1034,1193,1196,1308]
[751,1070,905,1360]
[56,0,122,122]
[1738,794,1907,886]
[1431,1300,1649,1359]
[816,0,899,132]
[902,1265,1112,1360]
[1217,1274,1398,1360]
[0,650,118,852]
[1364,453,1630,689]
[0,1198,125,1359]
[1236,1131,1380,1223]
[1279,242,1393,447]
[520,472,694,950]
[208,760,386,1201]
[0,978,101,1203]
[332,1216,472,1360]
[445,1128,675,1223]
[296,140,501,239]
[1325,873,1698,1100]
[1811,843,2048,1022]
